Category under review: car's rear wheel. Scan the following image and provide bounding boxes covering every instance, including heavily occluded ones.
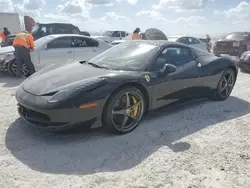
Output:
[103,87,145,134]
[213,68,236,101]
[7,60,34,77]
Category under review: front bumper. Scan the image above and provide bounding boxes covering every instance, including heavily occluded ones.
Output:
[213,47,244,57]
[0,60,7,71]
[16,87,105,131]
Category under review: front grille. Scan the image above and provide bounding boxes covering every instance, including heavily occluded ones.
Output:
[216,42,233,48]
[18,104,67,127]
[18,105,50,126]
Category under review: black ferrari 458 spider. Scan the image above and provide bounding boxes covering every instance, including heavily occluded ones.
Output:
[15,40,239,134]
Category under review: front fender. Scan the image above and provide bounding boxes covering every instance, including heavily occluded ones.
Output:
[4,53,15,63]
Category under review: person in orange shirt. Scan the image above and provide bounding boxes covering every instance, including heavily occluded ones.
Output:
[13,31,35,78]
[132,28,141,40]
[0,27,11,43]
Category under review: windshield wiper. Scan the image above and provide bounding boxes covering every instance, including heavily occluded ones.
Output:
[87,62,109,69]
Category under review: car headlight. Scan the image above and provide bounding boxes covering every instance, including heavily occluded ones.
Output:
[233,42,240,47]
[48,89,79,103]
[0,54,7,62]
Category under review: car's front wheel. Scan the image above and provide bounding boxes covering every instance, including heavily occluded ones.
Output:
[213,68,236,101]
[7,60,34,77]
[103,87,145,134]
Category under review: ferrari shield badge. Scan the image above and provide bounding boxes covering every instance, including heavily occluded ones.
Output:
[145,75,150,82]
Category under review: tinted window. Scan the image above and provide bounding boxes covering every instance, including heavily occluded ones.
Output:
[111,31,121,37]
[121,31,125,37]
[72,37,98,47]
[188,37,200,44]
[47,37,72,49]
[54,27,72,34]
[177,37,190,45]
[151,47,194,71]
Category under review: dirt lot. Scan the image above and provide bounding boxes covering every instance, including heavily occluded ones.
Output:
[0,72,249,188]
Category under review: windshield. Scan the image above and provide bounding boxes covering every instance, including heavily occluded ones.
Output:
[31,23,39,33]
[168,37,179,42]
[225,32,250,40]
[102,31,113,37]
[34,35,54,48]
[87,41,160,71]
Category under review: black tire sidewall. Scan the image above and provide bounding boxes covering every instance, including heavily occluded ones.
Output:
[215,68,235,101]
[7,60,33,77]
[103,87,145,134]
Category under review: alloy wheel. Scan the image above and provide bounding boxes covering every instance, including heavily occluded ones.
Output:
[219,71,235,97]
[12,62,30,77]
[111,91,144,132]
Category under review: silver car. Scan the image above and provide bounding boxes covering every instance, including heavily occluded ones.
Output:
[0,34,112,77]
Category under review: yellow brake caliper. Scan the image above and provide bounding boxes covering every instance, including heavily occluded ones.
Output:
[132,96,139,117]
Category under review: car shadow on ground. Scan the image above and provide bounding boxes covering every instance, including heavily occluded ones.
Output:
[0,72,24,87]
[5,96,250,175]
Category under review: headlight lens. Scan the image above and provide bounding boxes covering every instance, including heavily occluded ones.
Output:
[48,90,78,103]
[0,54,7,62]
[233,42,240,47]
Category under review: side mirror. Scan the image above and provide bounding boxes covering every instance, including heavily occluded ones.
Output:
[160,64,177,74]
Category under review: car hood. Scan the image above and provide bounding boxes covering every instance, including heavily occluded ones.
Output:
[91,36,109,39]
[0,46,14,54]
[22,63,117,96]
[216,38,244,42]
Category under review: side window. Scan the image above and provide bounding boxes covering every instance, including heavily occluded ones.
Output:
[72,37,99,47]
[189,37,200,44]
[151,47,195,71]
[47,37,72,49]
[111,31,121,37]
[177,37,190,45]
[54,27,71,34]
[121,31,126,37]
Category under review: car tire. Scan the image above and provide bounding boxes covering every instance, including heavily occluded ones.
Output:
[7,60,35,77]
[103,87,145,134]
[212,68,236,101]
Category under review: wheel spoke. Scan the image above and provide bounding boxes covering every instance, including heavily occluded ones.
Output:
[121,115,129,129]
[112,109,126,115]
[125,92,130,108]
[128,114,139,121]
[227,74,232,83]
[131,101,142,110]
[220,84,227,92]
[225,87,229,96]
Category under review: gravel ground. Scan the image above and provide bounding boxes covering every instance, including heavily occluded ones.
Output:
[0,71,250,188]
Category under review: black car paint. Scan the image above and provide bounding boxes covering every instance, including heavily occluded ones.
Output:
[15,41,238,131]
[239,51,250,71]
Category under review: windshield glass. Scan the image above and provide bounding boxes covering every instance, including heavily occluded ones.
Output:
[87,41,160,71]
[34,35,54,48]
[225,32,250,40]
[102,31,112,37]
[31,23,39,33]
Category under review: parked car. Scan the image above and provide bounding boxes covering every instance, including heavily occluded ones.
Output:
[168,36,208,51]
[0,23,91,47]
[239,51,250,72]
[213,32,250,57]
[16,40,238,134]
[0,34,112,77]
[92,30,130,43]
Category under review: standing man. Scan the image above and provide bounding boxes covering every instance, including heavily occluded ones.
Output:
[12,31,35,78]
[132,28,141,40]
[0,27,11,43]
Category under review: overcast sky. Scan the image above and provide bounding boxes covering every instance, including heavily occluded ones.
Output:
[0,0,249,37]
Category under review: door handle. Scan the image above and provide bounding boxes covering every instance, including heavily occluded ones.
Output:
[67,51,73,54]
[92,49,96,52]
